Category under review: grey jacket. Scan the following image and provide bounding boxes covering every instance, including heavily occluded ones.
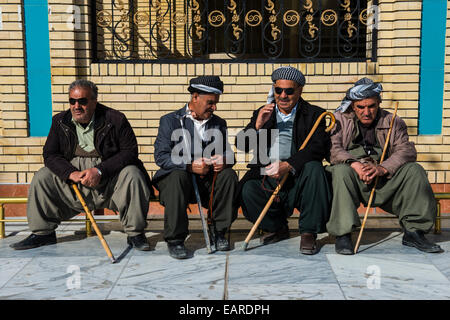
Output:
[330,108,417,178]
[153,105,234,183]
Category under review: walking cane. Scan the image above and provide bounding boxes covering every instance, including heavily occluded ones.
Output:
[242,111,336,250]
[179,115,216,253]
[354,102,399,254]
[192,173,216,253]
[71,183,117,263]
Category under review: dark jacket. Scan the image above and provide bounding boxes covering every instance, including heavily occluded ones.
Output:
[235,97,331,185]
[43,103,153,194]
[153,105,233,183]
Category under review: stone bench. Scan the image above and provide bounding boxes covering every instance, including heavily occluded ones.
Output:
[1,193,449,239]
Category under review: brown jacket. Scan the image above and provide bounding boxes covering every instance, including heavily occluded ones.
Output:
[330,108,417,178]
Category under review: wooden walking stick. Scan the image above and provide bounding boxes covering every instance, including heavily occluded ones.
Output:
[354,102,399,254]
[242,111,336,250]
[71,183,116,263]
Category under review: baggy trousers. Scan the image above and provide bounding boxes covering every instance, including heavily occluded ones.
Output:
[240,161,332,234]
[326,162,437,236]
[156,168,238,243]
[27,157,151,236]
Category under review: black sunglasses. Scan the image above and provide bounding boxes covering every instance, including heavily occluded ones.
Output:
[69,98,89,106]
[274,87,295,95]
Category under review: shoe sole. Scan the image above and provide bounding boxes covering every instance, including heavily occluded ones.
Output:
[300,244,320,255]
[402,240,443,253]
[335,248,354,255]
[169,253,189,259]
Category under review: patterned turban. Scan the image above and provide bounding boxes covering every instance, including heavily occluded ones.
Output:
[188,76,224,95]
[337,77,383,113]
[271,66,306,86]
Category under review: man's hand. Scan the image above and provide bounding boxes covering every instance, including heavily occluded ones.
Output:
[264,161,291,180]
[80,168,102,188]
[255,103,275,130]
[210,154,225,173]
[188,158,211,176]
[350,161,388,184]
[69,171,86,183]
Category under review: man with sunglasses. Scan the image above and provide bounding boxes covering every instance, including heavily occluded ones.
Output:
[327,77,442,254]
[11,79,153,251]
[236,66,332,255]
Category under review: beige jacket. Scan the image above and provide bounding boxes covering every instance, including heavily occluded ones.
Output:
[330,108,417,178]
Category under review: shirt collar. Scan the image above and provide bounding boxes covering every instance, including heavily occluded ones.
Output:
[275,103,298,122]
[71,114,95,130]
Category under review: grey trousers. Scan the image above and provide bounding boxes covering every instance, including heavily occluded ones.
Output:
[27,158,151,236]
[326,162,437,236]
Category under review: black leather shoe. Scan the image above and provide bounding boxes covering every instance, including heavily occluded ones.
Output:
[402,230,443,253]
[10,232,57,250]
[215,231,230,251]
[260,225,290,245]
[167,241,189,259]
[335,233,354,255]
[127,233,151,251]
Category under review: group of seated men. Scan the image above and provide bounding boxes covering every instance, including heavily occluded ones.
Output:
[10,66,444,259]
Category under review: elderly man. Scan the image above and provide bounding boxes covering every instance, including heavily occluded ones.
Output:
[153,76,238,259]
[11,79,153,251]
[327,77,442,254]
[236,66,332,255]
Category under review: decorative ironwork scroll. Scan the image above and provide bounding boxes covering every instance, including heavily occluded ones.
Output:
[93,0,376,62]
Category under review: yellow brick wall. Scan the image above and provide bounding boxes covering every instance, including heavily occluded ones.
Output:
[0,0,449,184]
[0,0,33,183]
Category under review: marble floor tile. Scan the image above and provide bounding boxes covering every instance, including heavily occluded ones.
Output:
[339,283,450,300]
[108,283,224,300]
[226,284,345,300]
[114,255,227,286]
[0,256,130,300]
[327,254,450,286]
[227,253,337,285]
[0,258,32,288]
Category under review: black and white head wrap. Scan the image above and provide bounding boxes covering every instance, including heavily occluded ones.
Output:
[271,66,306,86]
[188,76,224,95]
[267,66,306,102]
[337,77,383,113]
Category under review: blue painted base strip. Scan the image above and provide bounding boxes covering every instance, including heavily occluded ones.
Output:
[24,0,52,137]
[418,0,447,135]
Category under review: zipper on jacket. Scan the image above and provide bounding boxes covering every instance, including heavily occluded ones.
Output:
[59,120,78,158]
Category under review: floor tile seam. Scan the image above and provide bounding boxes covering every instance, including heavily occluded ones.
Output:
[325,254,349,300]
[0,256,35,290]
[104,253,134,300]
[423,251,450,282]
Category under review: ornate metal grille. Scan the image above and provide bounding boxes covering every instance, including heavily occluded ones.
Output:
[92,0,378,63]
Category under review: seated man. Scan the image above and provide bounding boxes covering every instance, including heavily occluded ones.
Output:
[235,66,332,255]
[327,77,443,254]
[153,76,238,259]
[11,80,153,251]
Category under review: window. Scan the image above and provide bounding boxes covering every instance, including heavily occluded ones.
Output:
[92,0,377,62]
